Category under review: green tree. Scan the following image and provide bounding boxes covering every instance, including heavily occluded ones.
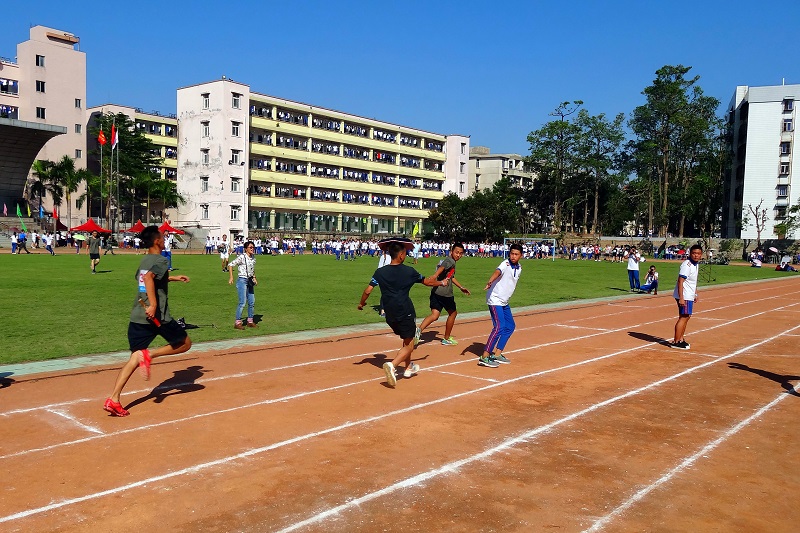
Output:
[47,156,87,228]
[526,101,583,233]
[428,193,465,242]
[28,159,63,215]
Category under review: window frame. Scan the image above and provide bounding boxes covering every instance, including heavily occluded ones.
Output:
[231,93,241,109]
[231,177,241,193]
[201,149,210,165]
[36,107,46,119]
[75,124,82,134]
[35,80,45,93]
[202,93,210,110]
[200,176,209,192]
[74,98,81,109]
[200,204,209,219]
[230,205,241,221]
[201,121,210,138]
[75,149,82,159]
[231,121,240,137]
[35,54,45,67]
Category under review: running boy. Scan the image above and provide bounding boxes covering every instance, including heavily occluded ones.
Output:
[671,244,702,350]
[103,226,193,416]
[415,242,470,346]
[87,230,102,273]
[358,239,448,388]
[479,243,523,368]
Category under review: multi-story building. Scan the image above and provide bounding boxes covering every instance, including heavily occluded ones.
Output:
[724,84,798,240]
[0,26,86,227]
[86,104,178,223]
[444,135,471,199]
[468,147,535,193]
[176,78,451,239]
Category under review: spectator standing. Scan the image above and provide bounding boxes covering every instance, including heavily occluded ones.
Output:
[228,241,258,330]
[671,244,702,350]
[624,246,643,292]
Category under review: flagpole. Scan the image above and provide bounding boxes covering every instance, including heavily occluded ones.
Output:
[100,141,103,226]
[110,118,114,231]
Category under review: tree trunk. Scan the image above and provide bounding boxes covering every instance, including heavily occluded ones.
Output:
[591,176,600,235]
[660,149,670,236]
[582,189,589,234]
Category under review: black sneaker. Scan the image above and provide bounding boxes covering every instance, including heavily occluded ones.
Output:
[682,338,690,349]
[670,340,689,350]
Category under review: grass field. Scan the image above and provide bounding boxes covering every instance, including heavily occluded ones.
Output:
[0,249,790,364]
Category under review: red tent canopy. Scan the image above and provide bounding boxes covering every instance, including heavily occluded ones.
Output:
[70,219,111,233]
[128,220,146,233]
[159,221,185,235]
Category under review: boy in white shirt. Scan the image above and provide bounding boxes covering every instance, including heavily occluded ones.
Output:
[480,243,523,368]
[671,244,702,350]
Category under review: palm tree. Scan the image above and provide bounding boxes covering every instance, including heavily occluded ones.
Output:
[48,156,86,228]
[29,160,63,216]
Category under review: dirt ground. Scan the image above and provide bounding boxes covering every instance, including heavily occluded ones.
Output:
[1,279,798,532]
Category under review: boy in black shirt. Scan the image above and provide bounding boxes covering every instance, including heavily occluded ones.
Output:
[358,240,448,387]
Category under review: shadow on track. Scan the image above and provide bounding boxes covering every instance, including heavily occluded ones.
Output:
[728,362,800,397]
[125,365,209,410]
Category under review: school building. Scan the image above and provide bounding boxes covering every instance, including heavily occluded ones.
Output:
[724,84,799,240]
[175,78,468,240]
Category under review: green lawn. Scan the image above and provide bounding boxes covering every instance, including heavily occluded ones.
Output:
[0,250,789,364]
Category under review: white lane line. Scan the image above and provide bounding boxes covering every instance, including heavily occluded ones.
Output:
[2,299,795,461]
[49,409,104,435]
[642,348,719,359]
[554,324,611,332]
[582,387,795,532]
[692,316,727,321]
[274,325,800,533]
[1,289,794,418]
[432,370,500,383]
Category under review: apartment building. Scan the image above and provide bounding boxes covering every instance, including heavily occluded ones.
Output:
[176,78,450,238]
[724,84,798,239]
[468,147,535,193]
[0,26,87,226]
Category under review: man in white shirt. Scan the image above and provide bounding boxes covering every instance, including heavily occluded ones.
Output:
[479,244,523,368]
[671,244,702,350]
[624,246,644,292]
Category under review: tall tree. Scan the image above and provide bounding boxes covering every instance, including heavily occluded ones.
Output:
[48,156,86,228]
[526,101,583,233]
[28,160,63,215]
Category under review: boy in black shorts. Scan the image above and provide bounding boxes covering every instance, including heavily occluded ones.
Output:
[415,242,470,346]
[103,225,193,416]
[358,238,448,388]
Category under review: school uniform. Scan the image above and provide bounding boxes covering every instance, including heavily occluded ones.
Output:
[485,259,522,354]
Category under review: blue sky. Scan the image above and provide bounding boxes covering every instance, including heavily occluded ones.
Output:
[2,1,792,154]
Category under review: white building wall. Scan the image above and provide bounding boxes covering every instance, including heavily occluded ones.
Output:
[736,85,798,240]
[177,79,250,240]
[444,134,469,198]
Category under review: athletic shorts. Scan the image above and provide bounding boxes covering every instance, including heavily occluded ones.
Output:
[429,291,456,312]
[220,253,229,259]
[89,253,100,260]
[128,320,187,352]
[386,315,417,339]
[676,299,694,316]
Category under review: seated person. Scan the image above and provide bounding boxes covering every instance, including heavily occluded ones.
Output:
[777,261,798,272]
[751,258,762,268]
[639,265,659,294]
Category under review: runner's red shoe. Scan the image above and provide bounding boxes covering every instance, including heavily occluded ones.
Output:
[103,398,130,417]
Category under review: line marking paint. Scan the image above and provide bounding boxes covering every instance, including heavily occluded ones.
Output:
[2,319,797,526]
[432,370,500,383]
[49,409,104,435]
[582,387,796,532]
[554,324,611,331]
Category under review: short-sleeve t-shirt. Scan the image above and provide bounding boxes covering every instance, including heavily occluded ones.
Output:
[433,256,456,298]
[87,236,101,255]
[626,251,640,271]
[486,260,522,306]
[130,254,172,324]
[369,264,424,321]
[673,259,699,301]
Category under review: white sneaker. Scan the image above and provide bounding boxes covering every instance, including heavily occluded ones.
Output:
[403,363,420,378]
[383,362,397,387]
[413,327,421,346]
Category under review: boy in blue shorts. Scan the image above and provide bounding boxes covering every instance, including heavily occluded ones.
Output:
[103,226,193,416]
[358,238,448,388]
[671,244,702,350]
[480,243,523,367]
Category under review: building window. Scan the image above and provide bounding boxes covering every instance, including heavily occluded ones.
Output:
[775,207,787,220]
[780,142,791,155]
[75,124,82,134]
[459,181,465,193]
[36,80,45,93]
[35,54,45,67]
[202,93,210,110]
[200,204,209,219]
[230,150,240,165]
[475,174,480,188]
[201,149,209,164]
[232,93,241,109]
[231,178,240,192]
[780,162,790,175]
[231,121,240,137]
[201,177,209,192]
[459,162,465,173]
[475,159,480,169]
[460,143,466,154]
[36,107,46,119]
[231,205,241,220]
[75,98,81,109]
[777,185,789,197]
[784,99,794,112]
[75,149,82,159]
[784,119,793,132]
[201,121,209,138]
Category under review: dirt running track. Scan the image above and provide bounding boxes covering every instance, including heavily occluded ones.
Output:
[1,279,799,532]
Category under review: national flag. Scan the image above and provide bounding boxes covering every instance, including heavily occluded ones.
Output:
[98,130,107,145]
[111,123,118,149]
[3,203,6,216]
[53,206,58,219]
[16,204,22,217]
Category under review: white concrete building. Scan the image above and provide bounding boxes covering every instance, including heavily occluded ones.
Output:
[1,26,87,226]
[468,147,535,193]
[724,84,798,239]
[443,135,470,199]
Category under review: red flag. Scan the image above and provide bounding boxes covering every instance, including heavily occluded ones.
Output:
[53,206,58,219]
[98,130,107,145]
[111,124,118,149]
